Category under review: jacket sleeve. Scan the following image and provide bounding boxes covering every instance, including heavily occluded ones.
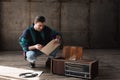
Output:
[19,29,31,52]
[49,28,61,39]
[49,27,63,48]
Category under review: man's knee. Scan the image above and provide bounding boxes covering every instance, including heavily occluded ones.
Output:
[26,51,36,61]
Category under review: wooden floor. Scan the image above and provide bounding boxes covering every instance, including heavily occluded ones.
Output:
[0,49,120,80]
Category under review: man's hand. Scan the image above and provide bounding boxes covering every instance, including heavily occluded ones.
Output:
[54,35,61,44]
[54,38,60,44]
[34,44,43,50]
[28,44,43,51]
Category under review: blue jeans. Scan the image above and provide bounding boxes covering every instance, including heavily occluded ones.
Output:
[26,47,59,63]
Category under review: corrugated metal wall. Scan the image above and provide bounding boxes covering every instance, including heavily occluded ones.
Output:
[0,0,120,50]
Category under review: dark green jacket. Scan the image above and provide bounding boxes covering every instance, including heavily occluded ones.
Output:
[19,25,61,52]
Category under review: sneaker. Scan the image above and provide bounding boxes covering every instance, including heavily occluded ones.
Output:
[29,62,35,68]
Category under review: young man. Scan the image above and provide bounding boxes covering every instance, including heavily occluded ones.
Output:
[19,16,62,68]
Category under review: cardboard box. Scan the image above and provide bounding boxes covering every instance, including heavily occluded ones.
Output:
[62,46,83,60]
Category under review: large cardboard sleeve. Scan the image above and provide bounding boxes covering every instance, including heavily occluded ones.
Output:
[41,39,60,55]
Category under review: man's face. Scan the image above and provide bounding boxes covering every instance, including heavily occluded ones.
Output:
[34,22,44,31]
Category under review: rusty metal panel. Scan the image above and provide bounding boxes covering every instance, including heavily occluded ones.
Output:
[61,0,89,48]
[30,1,60,31]
[62,31,89,48]
[27,0,58,2]
[118,0,120,48]
[0,0,120,50]
[0,0,12,2]
[90,0,118,48]
[0,1,29,50]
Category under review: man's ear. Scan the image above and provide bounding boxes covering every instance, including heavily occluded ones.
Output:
[34,21,36,24]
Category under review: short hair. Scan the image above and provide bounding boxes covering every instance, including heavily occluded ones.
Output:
[34,16,46,23]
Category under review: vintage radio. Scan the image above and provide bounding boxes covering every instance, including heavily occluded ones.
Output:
[51,46,83,75]
[51,46,98,79]
[64,59,98,79]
